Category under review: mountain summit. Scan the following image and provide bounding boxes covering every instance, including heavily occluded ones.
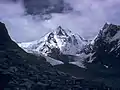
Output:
[19,26,88,57]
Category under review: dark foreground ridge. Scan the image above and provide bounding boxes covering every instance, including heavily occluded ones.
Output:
[0,22,114,90]
[0,22,11,43]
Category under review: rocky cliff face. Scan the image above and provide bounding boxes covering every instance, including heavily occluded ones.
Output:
[79,23,120,88]
[86,23,120,69]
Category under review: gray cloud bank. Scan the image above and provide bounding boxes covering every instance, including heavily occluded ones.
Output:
[0,0,120,42]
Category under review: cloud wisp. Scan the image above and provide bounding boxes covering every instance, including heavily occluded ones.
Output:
[0,0,120,42]
[0,1,51,42]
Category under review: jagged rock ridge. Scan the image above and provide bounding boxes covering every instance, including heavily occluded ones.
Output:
[87,23,120,68]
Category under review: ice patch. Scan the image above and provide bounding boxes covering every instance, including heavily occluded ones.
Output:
[45,56,64,66]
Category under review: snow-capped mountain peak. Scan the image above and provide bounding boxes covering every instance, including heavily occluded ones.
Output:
[18,26,88,56]
[55,26,68,36]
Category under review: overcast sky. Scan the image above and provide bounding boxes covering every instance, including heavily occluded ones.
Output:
[0,0,120,42]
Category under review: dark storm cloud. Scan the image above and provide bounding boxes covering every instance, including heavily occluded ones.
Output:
[0,0,120,42]
[0,1,50,42]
